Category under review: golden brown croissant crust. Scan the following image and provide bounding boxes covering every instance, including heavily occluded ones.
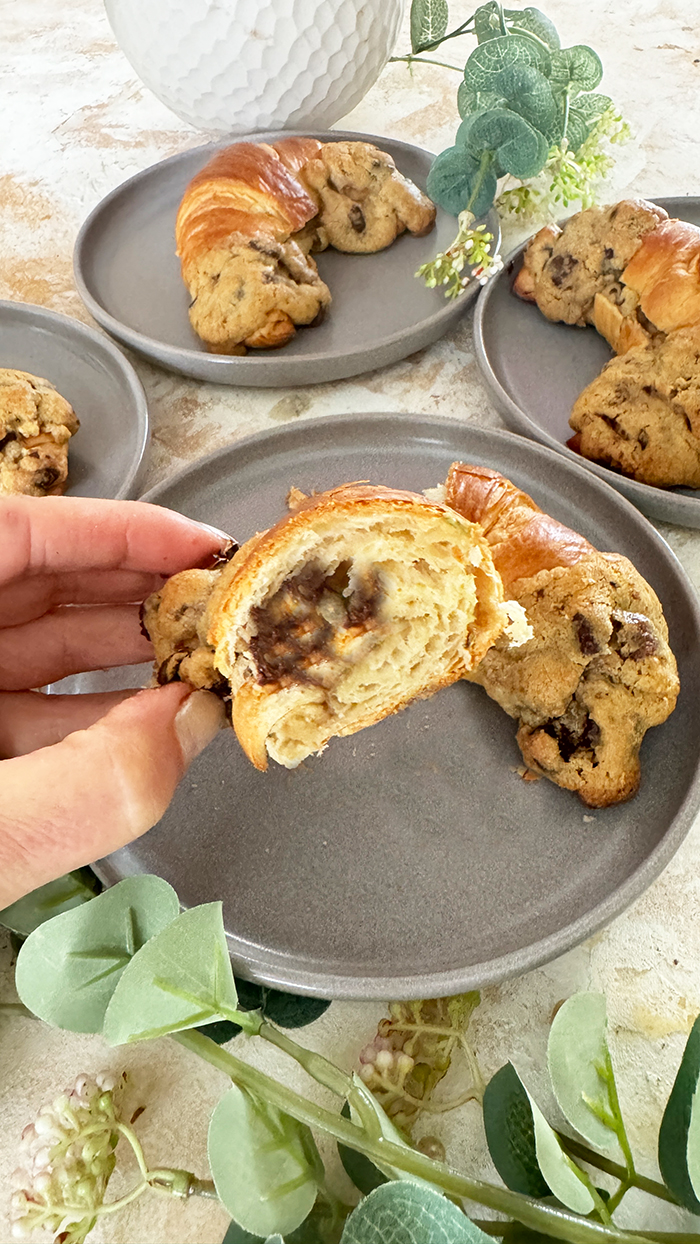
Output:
[176,138,436,354]
[445,462,679,807]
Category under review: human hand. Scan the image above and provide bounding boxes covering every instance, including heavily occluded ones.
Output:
[0,496,228,908]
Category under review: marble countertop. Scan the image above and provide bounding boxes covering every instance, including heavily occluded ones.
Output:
[2,1,700,1240]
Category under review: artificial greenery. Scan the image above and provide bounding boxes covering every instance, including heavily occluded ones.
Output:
[4,876,700,1243]
[400,1,631,295]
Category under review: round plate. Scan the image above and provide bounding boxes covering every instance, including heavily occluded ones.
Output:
[0,300,149,499]
[73,131,499,387]
[91,414,700,999]
[474,197,700,528]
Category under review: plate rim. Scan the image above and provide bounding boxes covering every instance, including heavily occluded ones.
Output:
[0,298,150,500]
[473,196,700,527]
[72,129,498,381]
[132,412,700,998]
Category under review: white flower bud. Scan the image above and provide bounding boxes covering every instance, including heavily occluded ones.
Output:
[96,1072,116,1092]
[397,1053,414,1076]
[31,1147,52,1173]
[359,1064,374,1083]
[374,1049,394,1072]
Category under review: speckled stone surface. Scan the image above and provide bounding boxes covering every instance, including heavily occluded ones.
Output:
[2,2,700,1240]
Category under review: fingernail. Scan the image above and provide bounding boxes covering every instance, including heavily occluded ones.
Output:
[192,520,233,542]
[175,690,227,766]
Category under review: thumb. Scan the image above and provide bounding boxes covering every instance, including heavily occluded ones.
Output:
[0,683,225,907]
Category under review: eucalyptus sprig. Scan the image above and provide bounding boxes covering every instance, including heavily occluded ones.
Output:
[4,875,700,1244]
[400,1,631,296]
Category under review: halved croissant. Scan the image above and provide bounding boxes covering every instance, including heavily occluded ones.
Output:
[513,198,700,354]
[175,139,436,354]
[143,482,514,770]
[445,463,679,806]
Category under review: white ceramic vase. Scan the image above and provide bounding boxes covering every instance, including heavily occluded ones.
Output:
[104,0,405,135]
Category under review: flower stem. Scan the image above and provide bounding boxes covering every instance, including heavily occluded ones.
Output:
[557,1135,678,1206]
[389,54,463,71]
[173,1030,666,1244]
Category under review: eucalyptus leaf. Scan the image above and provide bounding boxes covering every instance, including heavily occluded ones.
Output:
[571,92,613,122]
[547,992,620,1152]
[474,4,560,51]
[15,875,179,1033]
[339,1181,491,1243]
[658,1014,700,1212]
[464,34,551,94]
[506,7,560,51]
[550,45,603,94]
[410,0,449,53]
[482,1063,550,1197]
[209,1084,319,1238]
[338,1101,388,1195]
[463,109,549,180]
[457,82,507,120]
[524,1082,597,1215]
[222,1222,265,1243]
[492,64,562,144]
[103,902,247,1045]
[0,869,98,936]
[426,146,497,218]
[256,988,330,1030]
[563,109,592,155]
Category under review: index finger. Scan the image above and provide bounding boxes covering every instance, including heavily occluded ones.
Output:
[0,496,230,585]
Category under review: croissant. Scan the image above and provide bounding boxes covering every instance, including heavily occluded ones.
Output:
[143,482,516,771]
[0,369,79,496]
[513,198,700,354]
[445,463,679,807]
[176,139,436,354]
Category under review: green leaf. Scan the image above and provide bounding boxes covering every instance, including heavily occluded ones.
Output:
[209,1084,319,1238]
[426,146,497,218]
[222,1222,265,1243]
[482,1064,550,1197]
[103,902,247,1045]
[464,34,551,93]
[563,108,591,154]
[463,109,549,179]
[198,983,330,1044]
[506,7,560,51]
[492,64,562,144]
[338,1101,388,1195]
[254,988,331,1030]
[457,81,506,119]
[550,45,603,94]
[410,0,449,53]
[15,875,179,1033]
[571,92,612,122]
[525,1083,597,1216]
[0,869,98,936]
[547,993,620,1152]
[658,1014,700,1212]
[474,5,560,51]
[340,1181,491,1243]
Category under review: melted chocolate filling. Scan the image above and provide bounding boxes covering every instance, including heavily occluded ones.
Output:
[544,700,601,763]
[250,560,382,687]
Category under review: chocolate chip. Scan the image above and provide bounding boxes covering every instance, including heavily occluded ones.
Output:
[547,253,578,287]
[157,653,186,684]
[33,468,60,489]
[638,428,649,449]
[611,610,659,660]
[348,204,366,233]
[573,612,600,655]
[604,247,614,259]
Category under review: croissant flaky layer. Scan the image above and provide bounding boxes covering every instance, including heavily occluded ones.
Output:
[445,463,679,806]
[175,139,436,353]
[142,483,515,770]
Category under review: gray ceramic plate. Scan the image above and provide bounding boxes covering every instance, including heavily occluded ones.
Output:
[90,413,700,999]
[474,197,700,528]
[0,300,149,498]
[73,131,499,387]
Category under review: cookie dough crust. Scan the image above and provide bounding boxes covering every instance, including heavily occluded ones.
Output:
[569,325,700,487]
[467,551,679,806]
[0,369,79,496]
